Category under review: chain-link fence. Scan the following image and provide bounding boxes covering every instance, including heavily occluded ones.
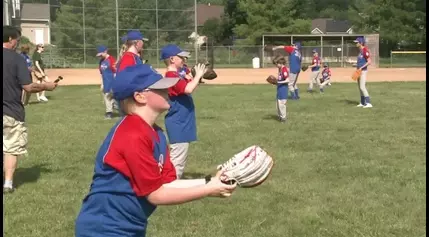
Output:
[18,0,197,68]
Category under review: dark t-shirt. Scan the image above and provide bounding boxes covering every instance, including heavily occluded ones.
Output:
[3,48,32,122]
[32,51,44,71]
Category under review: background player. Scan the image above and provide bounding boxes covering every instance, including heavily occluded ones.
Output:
[274,56,289,123]
[20,45,33,104]
[354,37,373,108]
[32,44,49,102]
[307,49,321,92]
[115,30,148,72]
[272,42,302,100]
[96,45,116,119]
[319,63,331,93]
[75,64,236,237]
[161,44,206,179]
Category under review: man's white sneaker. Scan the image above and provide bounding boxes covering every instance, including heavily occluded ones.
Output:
[357,103,364,107]
[363,103,373,108]
[39,96,49,102]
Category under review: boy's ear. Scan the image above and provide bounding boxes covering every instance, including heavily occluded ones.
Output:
[134,91,148,104]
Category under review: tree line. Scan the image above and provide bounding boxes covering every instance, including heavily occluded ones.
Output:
[22,0,426,59]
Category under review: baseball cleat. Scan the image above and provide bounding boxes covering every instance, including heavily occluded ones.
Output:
[357,103,364,107]
[363,103,373,108]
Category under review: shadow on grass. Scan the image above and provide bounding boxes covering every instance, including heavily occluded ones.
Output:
[182,172,206,179]
[341,99,359,105]
[262,114,279,121]
[14,164,53,188]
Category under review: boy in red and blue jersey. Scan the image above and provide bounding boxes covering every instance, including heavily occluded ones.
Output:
[307,49,321,92]
[319,63,332,93]
[116,30,148,72]
[74,64,236,237]
[161,44,206,178]
[96,45,116,119]
[274,57,289,123]
[354,37,373,108]
[273,42,302,100]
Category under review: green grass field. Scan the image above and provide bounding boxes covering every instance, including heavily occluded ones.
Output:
[4,82,426,237]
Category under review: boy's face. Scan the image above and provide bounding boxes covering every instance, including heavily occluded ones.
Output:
[136,89,170,112]
[136,40,144,52]
[170,55,184,69]
[276,63,282,69]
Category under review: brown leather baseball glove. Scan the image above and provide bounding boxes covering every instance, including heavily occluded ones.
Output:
[191,63,217,80]
[266,75,277,85]
[351,69,362,81]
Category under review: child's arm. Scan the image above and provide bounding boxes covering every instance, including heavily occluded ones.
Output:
[272,45,294,54]
[148,172,235,205]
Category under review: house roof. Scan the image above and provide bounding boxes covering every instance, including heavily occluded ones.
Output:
[196,3,224,26]
[21,3,50,20]
[311,18,351,33]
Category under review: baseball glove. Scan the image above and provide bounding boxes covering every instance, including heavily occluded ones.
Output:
[266,75,277,85]
[217,145,274,188]
[191,63,217,80]
[351,69,362,81]
[301,65,309,72]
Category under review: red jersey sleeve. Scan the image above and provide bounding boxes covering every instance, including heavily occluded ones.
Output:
[121,134,165,197]
[108,56,117,73]
[281,66,289,79]
[166,71,187,96]
[118,53,136,72]
[363,48,370,60]
[161,148,177,183]
[284,46,294,54]
[328,70,332,77]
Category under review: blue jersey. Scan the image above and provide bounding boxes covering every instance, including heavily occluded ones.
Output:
[164,70,197,144]
[284,46,302,74]
[99,56,116,93]
[20,53,32,72]
[277,66,288,100]
[311,56,321,72]
[357,47,370,71]
[75,115,177,237]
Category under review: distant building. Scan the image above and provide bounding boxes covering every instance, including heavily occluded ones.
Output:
[3,2,51,45]
[311,18,353,34]
[195,3,224,28]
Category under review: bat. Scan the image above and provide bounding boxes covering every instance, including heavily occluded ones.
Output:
[54,76,64,83]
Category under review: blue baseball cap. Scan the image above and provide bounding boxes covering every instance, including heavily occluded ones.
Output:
[124,30,148,41]
[353,37,365,44]
[160,44,191,60]
[312,48,318,53]
[96,45,107,56]
[292,42,302,49]
[112,64,179,101]
[323,62,329,67]
[120,35,127,43]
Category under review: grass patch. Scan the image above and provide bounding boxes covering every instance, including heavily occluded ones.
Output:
[4,82,426,237]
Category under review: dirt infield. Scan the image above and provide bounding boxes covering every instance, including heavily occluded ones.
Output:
[46,67,426,86]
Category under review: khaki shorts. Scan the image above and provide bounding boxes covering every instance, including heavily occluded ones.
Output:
[3,115,28,155]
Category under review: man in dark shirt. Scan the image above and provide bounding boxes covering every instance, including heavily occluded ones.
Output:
[3,26,58,193]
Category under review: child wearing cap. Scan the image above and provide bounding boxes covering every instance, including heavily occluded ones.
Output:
[273,56,289,123]
[273,42,303,100]
[96,45,116,119]
[160,44,206,179]
[307,49,321,93]
[354,37,373,108]
[319,63,332,93]
[74,64,236,237]
[116,30,148,72]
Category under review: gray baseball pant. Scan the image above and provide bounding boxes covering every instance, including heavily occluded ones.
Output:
[308,70,320,90]
[170,142,190,179]
[357,70,370,97]
[288,73,299,92]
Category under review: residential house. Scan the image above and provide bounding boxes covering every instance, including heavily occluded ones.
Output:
[311,18,353,34]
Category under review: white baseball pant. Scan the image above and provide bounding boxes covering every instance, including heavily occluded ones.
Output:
[358,70,370,97]
[170,142,190,179]
[308,70,320,90]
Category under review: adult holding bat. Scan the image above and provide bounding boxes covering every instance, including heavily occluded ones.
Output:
[3,26,58,193]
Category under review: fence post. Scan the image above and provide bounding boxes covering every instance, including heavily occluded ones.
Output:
[155,0,159,68]
[390,51,392,68]
[228,46,231,64]
[82,0,86,68]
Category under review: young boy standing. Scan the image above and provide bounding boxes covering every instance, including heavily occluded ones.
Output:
[273,56,289,123]
[96,45,116,119]
[74,64,236,237]
[161,44,206,179]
